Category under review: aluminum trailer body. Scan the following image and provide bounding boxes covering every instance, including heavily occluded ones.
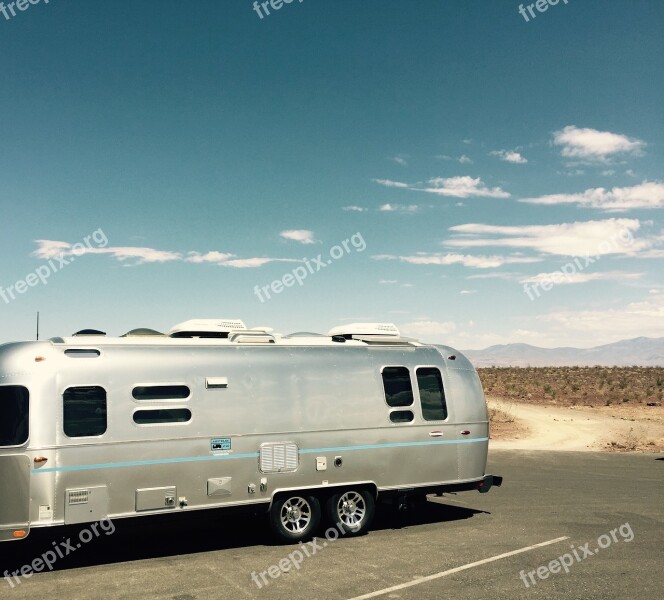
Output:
[0,320,501,542]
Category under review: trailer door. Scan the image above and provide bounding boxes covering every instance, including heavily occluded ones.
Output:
[0,386,31,541]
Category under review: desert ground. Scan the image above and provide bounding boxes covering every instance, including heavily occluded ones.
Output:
[481,367,664,452]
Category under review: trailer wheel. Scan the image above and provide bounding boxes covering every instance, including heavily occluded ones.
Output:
[326,489,375,536]
[270,494,321,543]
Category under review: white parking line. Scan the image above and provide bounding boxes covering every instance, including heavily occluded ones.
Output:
[345,536,570,600]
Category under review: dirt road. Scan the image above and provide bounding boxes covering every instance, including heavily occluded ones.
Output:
[488,398,664,451]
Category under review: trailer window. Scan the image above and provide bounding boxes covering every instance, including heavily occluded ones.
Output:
[133,409,191,425]
[0,386,29,446]
[417,367,448,421]
[63,386,107,437]
[381,367,414,407]
[390,410,414,423]
[132,385,190,400]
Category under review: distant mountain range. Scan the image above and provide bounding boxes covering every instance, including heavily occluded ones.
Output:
[462,337,664,367]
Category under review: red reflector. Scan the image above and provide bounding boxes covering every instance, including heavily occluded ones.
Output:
[478,482,485,488]
[13,530,27,539]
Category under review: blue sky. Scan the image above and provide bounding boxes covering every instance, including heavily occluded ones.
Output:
[1,0,662,348]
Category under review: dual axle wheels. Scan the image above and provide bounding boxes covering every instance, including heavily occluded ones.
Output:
[269,489,375,543]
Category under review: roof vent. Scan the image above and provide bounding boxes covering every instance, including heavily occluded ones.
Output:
[121,328,165,337]
[327,323,400,339]
[73,329,106,337]
[169,319,247,339]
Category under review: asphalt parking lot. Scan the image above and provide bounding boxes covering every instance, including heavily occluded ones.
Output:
[1,450,662,600]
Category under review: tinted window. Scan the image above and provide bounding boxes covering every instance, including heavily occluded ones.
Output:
[381,367,414,407]
[417,367,448,421]
[0,386,29,446]
[132,385,190,400]
[133,409,191,425]
[64,386,107,437]
[390,410,414,423]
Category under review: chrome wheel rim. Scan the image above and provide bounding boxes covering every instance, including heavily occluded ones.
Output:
[336,491,366,528]
[280,497,312,533]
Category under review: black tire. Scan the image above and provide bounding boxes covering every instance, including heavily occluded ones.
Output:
[269,494,321,543]
[325,489,375,537]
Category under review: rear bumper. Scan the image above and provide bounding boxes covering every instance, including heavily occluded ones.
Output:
[381,474,503,501]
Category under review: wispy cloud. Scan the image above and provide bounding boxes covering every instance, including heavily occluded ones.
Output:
[521,271,644,286]
[553,125,645,162]
[538,292,664,341]
[458,154,473,164]
[490,149,528,164]
[420,176,510,198]
[371,178,409,188]
[390,154,409,166]
[520,181,664,211]
[280,229,316,244]
[342,205,368,212]
[372,252,542,269]
[34,241,182,264]
[446,218,655,257]
[34,240,300,269]
[372,175,509,199]
[378,203,420,213]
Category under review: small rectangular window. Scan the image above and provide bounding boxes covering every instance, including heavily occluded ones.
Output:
[132,385,190,400]
[0,386,29,446]
[64,386,107,437]
[417,367,448,421]
[381,367,414,407]
[133,409,191,425]
[390,410,414,423]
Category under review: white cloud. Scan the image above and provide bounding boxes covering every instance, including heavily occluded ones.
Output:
[379,203,420,213]
[280,229,316,244]
[342,205,368,212]
[372,178,409,188]
[391,155,409,166]
[520,271,644,286]
[460,289,477,294]
[446,218,655,257]
[553,125,645,162]
[490,150,528,164]
[458,155,473,164]
[34,241,182,264]
[538,293,664,343]
[186,251,235,264]
[186,252,299,268]
[421,176,510,198]
[373,176,509,199]
[467,272,519,280]
[379,280,398,284]
[520,182,664,211]
[372,252,542,269]
[221,257,300,268]
[34,240,300,269]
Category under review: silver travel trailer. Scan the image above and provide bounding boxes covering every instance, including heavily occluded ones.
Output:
[0,319,501,544]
